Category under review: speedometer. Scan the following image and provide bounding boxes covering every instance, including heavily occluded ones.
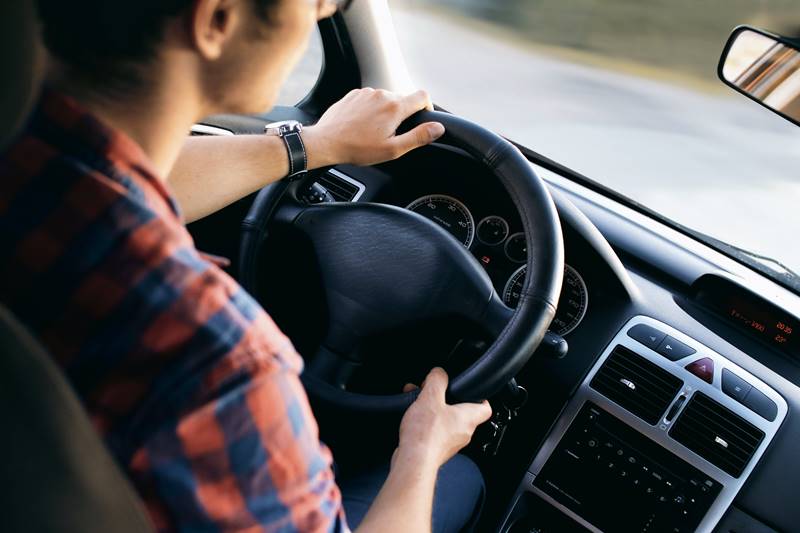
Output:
[503,264,589,336]
[406,194,475,248]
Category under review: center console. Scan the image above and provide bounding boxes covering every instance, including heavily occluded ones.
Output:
[501,316,787,533]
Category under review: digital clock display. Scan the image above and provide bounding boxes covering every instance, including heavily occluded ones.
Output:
[696,276,800,360]
[725,304,799,355]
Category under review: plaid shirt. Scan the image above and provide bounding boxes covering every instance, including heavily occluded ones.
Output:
[0,90,348,532]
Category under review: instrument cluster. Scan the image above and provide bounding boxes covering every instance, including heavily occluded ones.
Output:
[406,193,589,336]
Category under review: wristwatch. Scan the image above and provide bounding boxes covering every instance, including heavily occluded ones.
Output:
[264,120,307,180]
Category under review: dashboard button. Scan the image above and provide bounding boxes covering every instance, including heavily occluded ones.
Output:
[743,387,778,422]
[721,369,751,402]
[627,324,666,349]
[685,358,714,384]
[657,336,696,361]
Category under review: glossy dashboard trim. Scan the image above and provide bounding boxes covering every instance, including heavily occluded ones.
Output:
[327,168,367,202]
[190,124,234,136]
[538,167,800,321]
[513,315,787,533]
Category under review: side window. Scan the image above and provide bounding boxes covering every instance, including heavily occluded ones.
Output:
[275,28,324,106]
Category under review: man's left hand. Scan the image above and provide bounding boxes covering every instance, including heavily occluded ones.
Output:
[304,88,445,168]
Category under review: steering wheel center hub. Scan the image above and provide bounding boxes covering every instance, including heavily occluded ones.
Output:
[294,202,495,353]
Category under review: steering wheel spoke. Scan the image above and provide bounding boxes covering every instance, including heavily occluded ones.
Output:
[270,192,307,226]
[478,293,515,339]
[304,343,361,389]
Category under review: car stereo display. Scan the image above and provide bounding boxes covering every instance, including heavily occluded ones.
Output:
[723,299,798,354]
[695,276,800,360]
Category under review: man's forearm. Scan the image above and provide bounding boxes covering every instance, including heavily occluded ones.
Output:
[354,450,438,533]
[168,127,334,223]
[168,89,443,223]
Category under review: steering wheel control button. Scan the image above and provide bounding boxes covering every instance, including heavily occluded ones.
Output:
[685,358,714,384]
[627,324,666,350]
[656,336,696,361]
[504,232,527,263]
[721,369,752,402]
[477,215,509,245]
[743,387,778,422]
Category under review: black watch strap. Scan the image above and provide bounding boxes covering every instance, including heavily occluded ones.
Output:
[283,130,307,181]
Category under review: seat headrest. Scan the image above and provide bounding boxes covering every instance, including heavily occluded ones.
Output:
[0,1,44,149]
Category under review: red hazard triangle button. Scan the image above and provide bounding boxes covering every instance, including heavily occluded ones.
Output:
[685,357,715,384]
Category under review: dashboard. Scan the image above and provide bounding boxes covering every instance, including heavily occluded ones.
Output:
[298,144,612,344]
[189,117,800,533]
[293,145,799,532]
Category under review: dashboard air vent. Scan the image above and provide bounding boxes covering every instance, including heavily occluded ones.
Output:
[590,345,683,424]
[670,392,764,478]
[314,171,363,202]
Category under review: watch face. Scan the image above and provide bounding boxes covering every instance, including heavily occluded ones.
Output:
[264,120,302,135]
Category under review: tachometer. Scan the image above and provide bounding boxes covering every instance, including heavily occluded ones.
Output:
[406,194,475,248]
[502,264,589,336]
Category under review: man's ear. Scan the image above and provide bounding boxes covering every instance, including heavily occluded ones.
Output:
[190,0,240,60]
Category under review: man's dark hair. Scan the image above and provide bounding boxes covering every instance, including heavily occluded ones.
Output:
[35,0,278,90]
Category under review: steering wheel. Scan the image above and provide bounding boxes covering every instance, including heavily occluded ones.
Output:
[239,111,564,412]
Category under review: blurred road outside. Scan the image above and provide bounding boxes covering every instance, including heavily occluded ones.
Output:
[278,0,800,277]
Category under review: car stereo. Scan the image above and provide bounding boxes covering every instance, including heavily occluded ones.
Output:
[501,316,786,533]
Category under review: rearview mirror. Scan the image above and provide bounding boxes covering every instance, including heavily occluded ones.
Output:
[719,26,800,127]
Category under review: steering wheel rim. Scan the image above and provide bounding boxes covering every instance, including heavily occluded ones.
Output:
[239,110,564,412]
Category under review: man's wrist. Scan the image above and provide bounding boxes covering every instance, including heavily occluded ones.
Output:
[301,125,340,170]
[392,444,440,475]
[387,447,438,494]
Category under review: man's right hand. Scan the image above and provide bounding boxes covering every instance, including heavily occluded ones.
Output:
[396,367,493,470]
[354,368,491,533]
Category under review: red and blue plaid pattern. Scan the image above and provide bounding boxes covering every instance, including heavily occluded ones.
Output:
[0,90,348,532]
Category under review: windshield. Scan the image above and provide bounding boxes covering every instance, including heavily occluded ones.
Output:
[392,0,800,278]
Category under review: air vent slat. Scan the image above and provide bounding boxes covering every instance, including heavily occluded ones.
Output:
[590,345,683,425]
[691,402,763,447]
[685,406,762,451]
[605,358,679,395]
[670,392,765,478]
[671,419,752,462]
[605,354,679,389]
[591,374,667,413]
[603,353,677,391]
[594,369,676,405]
[317,173,359,202]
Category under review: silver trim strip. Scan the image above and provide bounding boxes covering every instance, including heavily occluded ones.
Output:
[508,315,787,533]
[190,124,235,136]
[530,485,603,533]
[499,473,602,533]
[326,169,366,202]
[537,165,800,319]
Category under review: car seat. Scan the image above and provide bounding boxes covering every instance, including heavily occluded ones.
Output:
[0,2,155,531]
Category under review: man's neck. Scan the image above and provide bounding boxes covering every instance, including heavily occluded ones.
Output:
[51,66,203,180]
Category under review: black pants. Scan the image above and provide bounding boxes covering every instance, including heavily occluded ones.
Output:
[339,454,485,532]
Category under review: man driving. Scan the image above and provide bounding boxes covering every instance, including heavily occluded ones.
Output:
[0,0,492,531]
